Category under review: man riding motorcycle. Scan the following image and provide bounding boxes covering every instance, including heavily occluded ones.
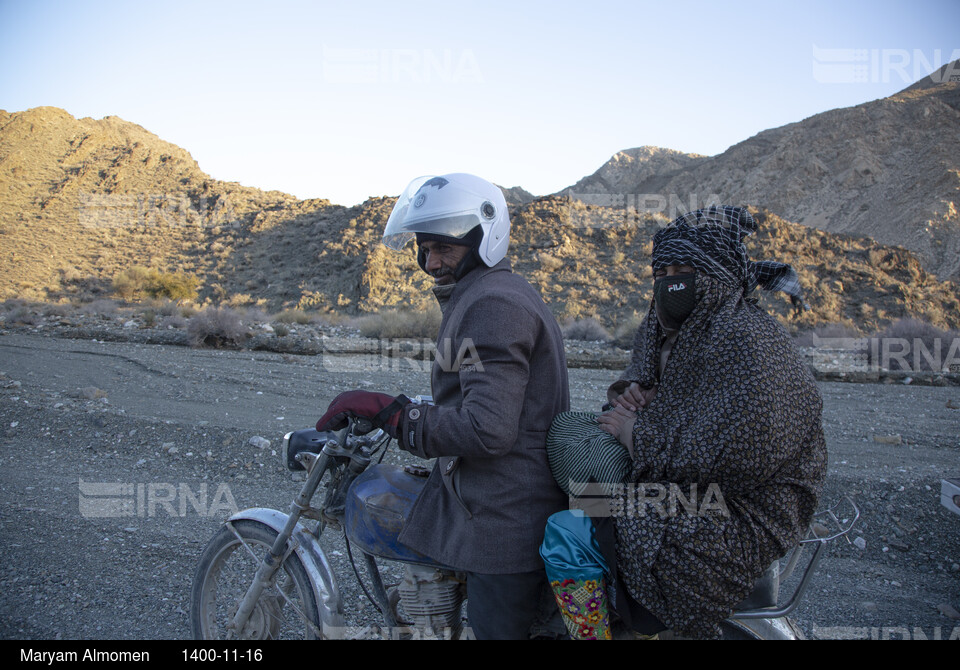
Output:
[315,173,570,639]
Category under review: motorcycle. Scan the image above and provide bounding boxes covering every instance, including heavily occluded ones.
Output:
[189,399,859,640]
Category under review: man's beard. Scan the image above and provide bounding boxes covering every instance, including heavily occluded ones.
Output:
[431,267,456,285]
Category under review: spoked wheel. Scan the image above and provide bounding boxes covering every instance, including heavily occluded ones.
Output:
[190,520,323,639]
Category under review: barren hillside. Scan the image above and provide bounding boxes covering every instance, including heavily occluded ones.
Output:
[0,106,958,334]
[561,61,960,280]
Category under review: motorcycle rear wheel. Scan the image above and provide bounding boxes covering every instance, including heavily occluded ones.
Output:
[191,520,323,640]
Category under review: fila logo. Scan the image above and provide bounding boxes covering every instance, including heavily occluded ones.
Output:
[667,282,687,292]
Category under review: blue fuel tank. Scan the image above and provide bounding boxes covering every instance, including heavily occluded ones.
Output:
[344,463,449,568]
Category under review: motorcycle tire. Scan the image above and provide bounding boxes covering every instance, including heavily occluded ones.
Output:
[190,519,323,640]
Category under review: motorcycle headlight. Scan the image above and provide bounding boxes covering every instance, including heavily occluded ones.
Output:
[284,428,335,471]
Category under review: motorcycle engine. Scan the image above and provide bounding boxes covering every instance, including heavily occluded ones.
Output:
[397,565,466,640]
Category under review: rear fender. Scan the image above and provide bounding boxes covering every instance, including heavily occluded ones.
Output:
[723,616,803,640]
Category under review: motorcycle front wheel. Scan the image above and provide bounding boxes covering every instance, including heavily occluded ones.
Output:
[190,519,323,640]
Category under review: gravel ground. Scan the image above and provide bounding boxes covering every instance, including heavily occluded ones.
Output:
[0,330,958,640]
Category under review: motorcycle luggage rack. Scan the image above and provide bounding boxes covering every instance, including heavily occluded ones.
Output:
[732,498,859,620]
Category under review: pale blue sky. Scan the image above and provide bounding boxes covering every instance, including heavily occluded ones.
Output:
[1,0,958,205]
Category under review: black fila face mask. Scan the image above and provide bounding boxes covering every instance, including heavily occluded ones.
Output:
[653,272,697,331]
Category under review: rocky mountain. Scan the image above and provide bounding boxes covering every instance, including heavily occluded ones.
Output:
[560,61,960,280]
[497,184,537,206]
[556,146,707,199]
[0,105,958,335]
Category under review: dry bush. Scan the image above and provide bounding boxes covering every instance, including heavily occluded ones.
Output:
[1,300,40,325]
[561,317,611,342]
[312,311,349,327]
[241,307,270,324]
[160,314,188,330]
[274,308,312,325]
[187,307,248,348]
[79,299,121,318]
[114,266,200,302]
[226,293,257,308]
[352,306,442,339]
[147,298,181,317]
[42,303,73,317]
[1,298,31,312]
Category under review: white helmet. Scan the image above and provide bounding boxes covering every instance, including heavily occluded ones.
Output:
[382,173,510,268]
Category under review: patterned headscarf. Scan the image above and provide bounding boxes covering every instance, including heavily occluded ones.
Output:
[652,206,807,310]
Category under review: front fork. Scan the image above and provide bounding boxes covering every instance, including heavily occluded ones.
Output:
[228,449,332,636]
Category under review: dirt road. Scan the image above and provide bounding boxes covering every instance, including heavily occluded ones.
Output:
[0,332,958,640]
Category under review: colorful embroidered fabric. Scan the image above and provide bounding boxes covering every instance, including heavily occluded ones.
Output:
[541,510,613,640]
[549,577,612,640]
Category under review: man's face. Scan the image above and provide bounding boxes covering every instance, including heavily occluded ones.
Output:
[419,240,471,285]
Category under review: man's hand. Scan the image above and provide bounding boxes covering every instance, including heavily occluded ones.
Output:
[597,405,637,457]
[611,383,657,412]
[316,391,409,437]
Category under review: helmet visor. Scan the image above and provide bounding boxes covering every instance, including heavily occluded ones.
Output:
[382,175,488,250]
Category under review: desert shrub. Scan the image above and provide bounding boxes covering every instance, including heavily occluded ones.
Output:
[317,311,350,327]
[0,298,29,311]
[352,306,442,339]
[79,299,121,318]
[2,303,39,325]
[561,317,611,342]
[147,299,181,317]
[226,293,256,307]
[113,266,200,302]
[187,307,248,348]
[42,303,73,317]
[160,314,188,330]
[274,308,312,325]
[273,323,290,338]
[152,271,201,301]
[112,267,152,301]
[238,307,270,324]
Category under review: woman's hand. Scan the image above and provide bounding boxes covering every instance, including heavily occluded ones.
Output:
[597,405,637,457]
[611,383,657,412]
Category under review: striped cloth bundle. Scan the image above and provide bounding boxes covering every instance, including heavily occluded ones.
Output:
[546,411,631,498]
